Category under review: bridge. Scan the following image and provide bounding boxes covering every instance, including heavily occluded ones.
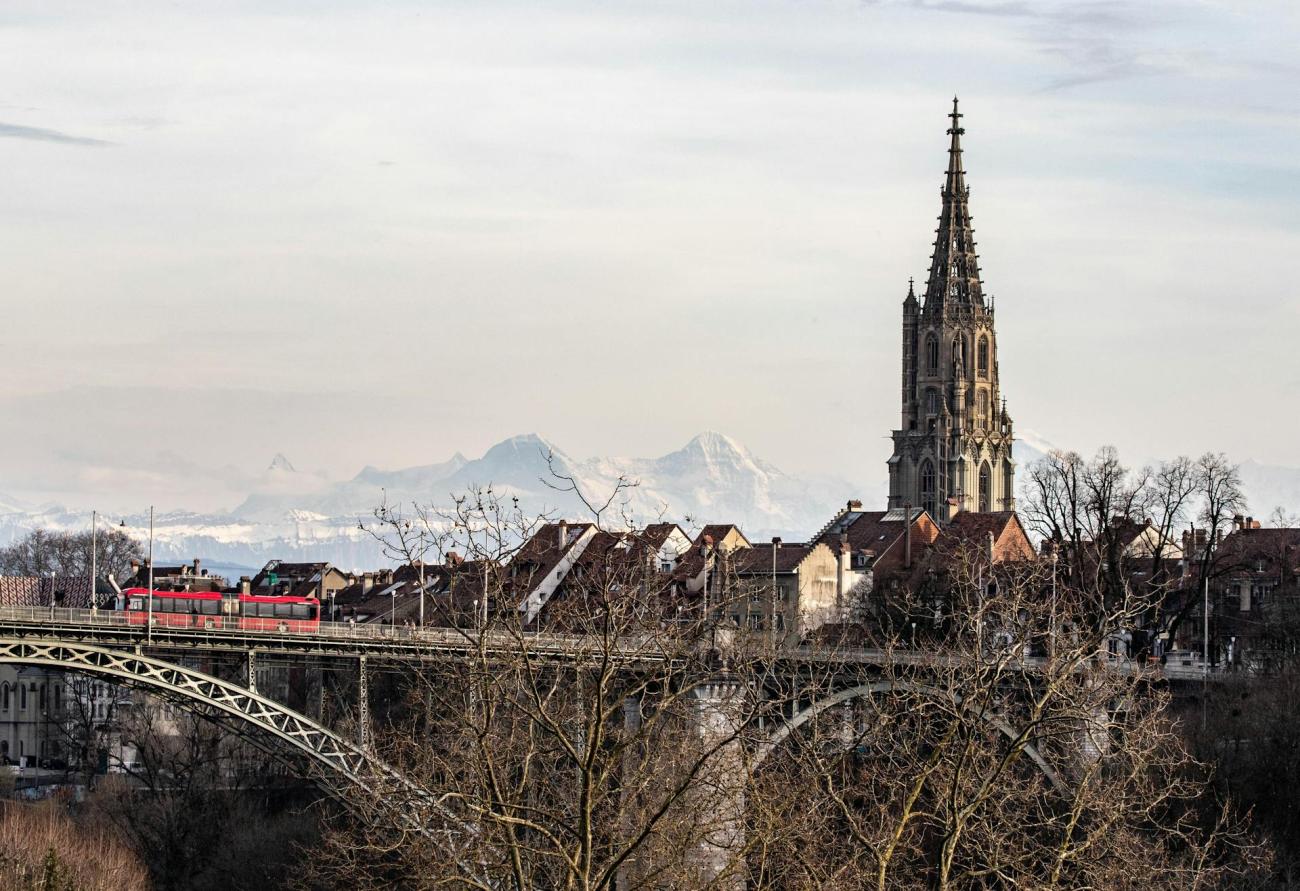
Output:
[0,603,1222,863]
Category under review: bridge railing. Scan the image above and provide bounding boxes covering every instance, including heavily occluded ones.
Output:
[0,605,1229,679]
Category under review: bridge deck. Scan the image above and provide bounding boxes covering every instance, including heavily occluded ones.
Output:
[0,605,1219,681]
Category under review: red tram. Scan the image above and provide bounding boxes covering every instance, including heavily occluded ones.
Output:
[121,587,321,633]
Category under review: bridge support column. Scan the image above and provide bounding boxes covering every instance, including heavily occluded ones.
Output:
[357,655,370,751]
[687,676,750,890]
[246,649,258,694]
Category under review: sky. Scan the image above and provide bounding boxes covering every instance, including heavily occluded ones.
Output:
[0,0,1297,514]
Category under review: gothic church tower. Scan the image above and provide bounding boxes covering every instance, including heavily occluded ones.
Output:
[887,99,1015,522]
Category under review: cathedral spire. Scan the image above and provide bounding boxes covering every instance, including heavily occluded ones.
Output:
[923,96,985,314]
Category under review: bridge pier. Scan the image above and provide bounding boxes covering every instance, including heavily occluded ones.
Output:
[246,649,258,694]
[687,676,750,889]
[357,655,370,751]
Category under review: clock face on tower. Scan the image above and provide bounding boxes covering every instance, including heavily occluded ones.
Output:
[887,99,1015,523]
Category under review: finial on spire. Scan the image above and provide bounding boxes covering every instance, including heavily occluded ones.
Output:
[948,95,963,136]
[908,276,915,295]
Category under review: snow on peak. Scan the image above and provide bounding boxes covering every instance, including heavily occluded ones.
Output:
[683,431,750,459]
[268,453,297,473]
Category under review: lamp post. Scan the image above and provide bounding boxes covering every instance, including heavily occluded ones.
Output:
[90,510,97,617]
[146,507,154,644]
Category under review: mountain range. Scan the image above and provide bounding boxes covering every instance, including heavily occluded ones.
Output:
[1,431,1295,576]
[0,433,868,574]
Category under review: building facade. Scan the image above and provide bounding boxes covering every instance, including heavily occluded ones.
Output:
[888,99,1015,522]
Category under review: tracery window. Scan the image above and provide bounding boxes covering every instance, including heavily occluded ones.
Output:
[979,462,991,512]
[978,336,989,377]
[920,460,936,518]
[926,388,940,416]
[926,335,939,374]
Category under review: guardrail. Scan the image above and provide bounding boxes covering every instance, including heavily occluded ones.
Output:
[0,605,1231,680]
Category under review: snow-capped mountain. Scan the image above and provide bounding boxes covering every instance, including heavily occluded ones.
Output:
[4,429,1294,575]
[0,433,858,572]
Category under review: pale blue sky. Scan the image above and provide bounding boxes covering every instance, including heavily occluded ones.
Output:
[0,0,1296,512]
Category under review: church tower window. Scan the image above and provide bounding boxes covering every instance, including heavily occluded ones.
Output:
[926,388,940,416]
[977,336,989,377]
[978,462,991,512]
[925,335,939,374]
[920,460,936,518]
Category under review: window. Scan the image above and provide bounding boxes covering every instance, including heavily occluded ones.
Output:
[747,614,763,631]
[776,584,790,602]
[1,684,7,711]
[979,462,991,512]
[291,603,309,620]
[774,613,786,632]
[925,335,939,374]
[749,590,763,604]
[977,336,989,377]
[926,388,940,416]
[659,561,672,573]
[920,460,936,518]
[53,686,61,711]
[20,685,26,710]
[39,684,46,711]
[200,600,219,616]
[978,389,989,420]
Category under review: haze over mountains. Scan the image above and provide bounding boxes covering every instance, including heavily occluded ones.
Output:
[1,432,1296,575]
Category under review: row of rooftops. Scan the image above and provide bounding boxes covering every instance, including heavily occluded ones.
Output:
[4,505,1292,621]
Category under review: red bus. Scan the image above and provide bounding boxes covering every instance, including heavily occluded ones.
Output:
[121,588,320,633]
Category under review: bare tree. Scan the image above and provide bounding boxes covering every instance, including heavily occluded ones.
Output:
[747,547,1263,889]
[1,527,142,584]
[306,487,1261,889]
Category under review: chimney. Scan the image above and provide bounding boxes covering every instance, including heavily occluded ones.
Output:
[1233,514,1245,530]
[1245,516,1255,530]
[904,501,913,569]
[362,573,374,594]
[193,558,201,575]
[1251,519,1262,530]
[240,576,251,596]
[701,534,715,557]
[772,536,782,549]
[445,551,462,568]
[847,499,862,510]
[557,520,569,551]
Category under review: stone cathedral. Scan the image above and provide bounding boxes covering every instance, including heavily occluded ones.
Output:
[887,99,1015,522]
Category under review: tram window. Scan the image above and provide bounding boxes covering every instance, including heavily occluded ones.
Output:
[128,598,143,611]
[260,603,276,618]
[291,604,308,620]
[274,603,292,619]
[200,600,219,616]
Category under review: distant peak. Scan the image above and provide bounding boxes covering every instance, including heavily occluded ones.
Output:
[491,433,561,456]
[685,431,748,456]
[268,453,296,473]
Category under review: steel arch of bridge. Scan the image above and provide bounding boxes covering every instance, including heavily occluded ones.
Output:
[757,680,1065,794]
[0,637,429,829]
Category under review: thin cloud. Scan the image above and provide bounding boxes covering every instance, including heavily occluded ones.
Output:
[0,121,112,147]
